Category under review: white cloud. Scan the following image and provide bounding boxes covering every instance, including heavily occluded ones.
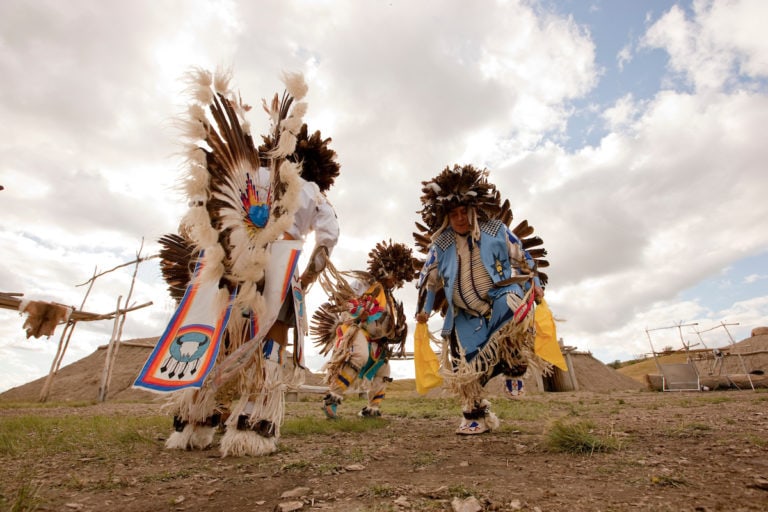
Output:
[642,0,768,92]
[744,274,767,284]
[601,93,640,130]
[617,43,633,72]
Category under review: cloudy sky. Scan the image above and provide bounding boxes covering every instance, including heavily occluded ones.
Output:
[2,0,767,392]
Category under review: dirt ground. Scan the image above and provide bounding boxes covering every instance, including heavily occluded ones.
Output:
[2,388,767,512]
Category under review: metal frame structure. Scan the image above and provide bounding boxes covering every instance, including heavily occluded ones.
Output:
[693,322,755,391]
[645,322,701,392]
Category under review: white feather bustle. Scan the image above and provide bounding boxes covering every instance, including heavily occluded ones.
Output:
[214,161,301,284]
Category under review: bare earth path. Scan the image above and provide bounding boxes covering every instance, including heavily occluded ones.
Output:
[2,389,768,512]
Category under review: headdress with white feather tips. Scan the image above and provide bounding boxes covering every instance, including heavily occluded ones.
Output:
[416,164,502,236]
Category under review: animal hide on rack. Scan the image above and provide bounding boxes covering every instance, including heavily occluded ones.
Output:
[19,300,73,339]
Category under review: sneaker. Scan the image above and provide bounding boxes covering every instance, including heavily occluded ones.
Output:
[456,418,488,435]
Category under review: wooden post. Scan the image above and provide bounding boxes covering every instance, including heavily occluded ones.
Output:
[25,241,159,402]
[97,240,146,402]
[563,349,579,391]
[98,296,123,402]
[39,321,71,402]
[720,321,755,391]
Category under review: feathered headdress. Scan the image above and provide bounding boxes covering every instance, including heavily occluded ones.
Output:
[259,123,340,192]
[366,240,420,287]
[416,164,503,234]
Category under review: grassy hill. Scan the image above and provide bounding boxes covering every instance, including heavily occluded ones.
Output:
[616,353,689,383]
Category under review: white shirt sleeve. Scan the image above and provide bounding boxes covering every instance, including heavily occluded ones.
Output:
[311,194,340,255]
[285,179,340,256]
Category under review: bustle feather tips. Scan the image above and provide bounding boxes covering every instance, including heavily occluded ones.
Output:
[167,68,307,314]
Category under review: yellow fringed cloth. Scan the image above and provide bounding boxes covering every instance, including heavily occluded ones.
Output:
[413,322,443,395]
[533,298,567,371]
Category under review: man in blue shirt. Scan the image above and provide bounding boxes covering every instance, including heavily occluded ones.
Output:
[415,164,546,434]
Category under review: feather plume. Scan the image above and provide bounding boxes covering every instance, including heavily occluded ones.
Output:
[158,233,196,303]
[282,72,308,100]
[187,68,214,105]
[366,240,419,287]
[309,302,342,356]
[272,131,297,158]
[213,68,232,95]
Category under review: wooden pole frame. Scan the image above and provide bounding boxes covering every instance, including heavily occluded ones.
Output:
[33,240,157,402]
